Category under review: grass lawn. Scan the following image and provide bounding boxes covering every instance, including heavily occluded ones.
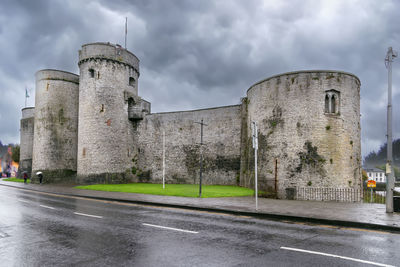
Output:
[3,178,31,183]
[75,183,254,198]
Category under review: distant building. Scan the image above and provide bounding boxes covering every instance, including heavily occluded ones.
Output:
[365,168,386,183]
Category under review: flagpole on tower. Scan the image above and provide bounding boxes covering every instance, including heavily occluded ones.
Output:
[25,87,29,107]
[125,17,127,49]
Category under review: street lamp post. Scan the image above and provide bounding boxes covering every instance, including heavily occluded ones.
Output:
[252,121,258,210]
[385,47,397,213]
[195,119,207,197]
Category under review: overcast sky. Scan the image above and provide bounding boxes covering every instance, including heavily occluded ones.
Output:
[0,0,399,158]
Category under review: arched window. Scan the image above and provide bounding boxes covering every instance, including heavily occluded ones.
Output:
[331,94,336,113]
[325,94,330,113]
[324,90,340,114]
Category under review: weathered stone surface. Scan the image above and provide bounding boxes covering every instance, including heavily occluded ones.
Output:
[79,42,139,79]
[76,43,140,182]
[135,105,242,185]
[242,71,361,198]
[23,43,362,200]
[31,70,79,182]
[19,107,35,175]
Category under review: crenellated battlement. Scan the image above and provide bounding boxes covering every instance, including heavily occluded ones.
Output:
[78,42,139,76]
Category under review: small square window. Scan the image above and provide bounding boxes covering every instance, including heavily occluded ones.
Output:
[89,69,95,78]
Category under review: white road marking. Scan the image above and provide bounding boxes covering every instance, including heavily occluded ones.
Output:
[74,212,103,219]
[39,205,56,210]
[280,247,395,267]
[143,223,199,234]
[17,199,30,203]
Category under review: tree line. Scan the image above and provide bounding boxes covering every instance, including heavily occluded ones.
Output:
[363,138,400,178]
[0,141,20,163]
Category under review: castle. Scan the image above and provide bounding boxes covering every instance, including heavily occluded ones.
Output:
[19,42,362,199]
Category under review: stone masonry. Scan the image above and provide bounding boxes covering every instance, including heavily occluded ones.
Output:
[19,107,35,175]
[242,71,361,198]
[22,42,362,200]
[135,105,242,185]
[31,70,79,183]
[76,43,140,183]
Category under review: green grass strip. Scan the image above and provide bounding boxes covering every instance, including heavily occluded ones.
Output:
[75,183,254,198]
[3,178,31,183]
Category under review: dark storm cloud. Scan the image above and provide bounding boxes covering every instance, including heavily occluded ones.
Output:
[0,0,140,143]
[0,0,399,159]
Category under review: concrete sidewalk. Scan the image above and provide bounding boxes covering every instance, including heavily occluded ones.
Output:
[1,180,399,232]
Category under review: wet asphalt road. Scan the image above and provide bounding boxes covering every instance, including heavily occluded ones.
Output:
[0,186,398,267]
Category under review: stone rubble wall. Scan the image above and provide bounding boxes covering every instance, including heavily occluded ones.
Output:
[242,71,361,199]
[19,107,35,176]
[23,42,362,199]
[31,70,79,183]
[135,105,242,185]
[79,42,139,80]
[77,43,139,183]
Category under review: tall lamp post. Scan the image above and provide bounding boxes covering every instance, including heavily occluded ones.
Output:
[252,121,258,210]
[385,47,397,213]
[195,119,207,197]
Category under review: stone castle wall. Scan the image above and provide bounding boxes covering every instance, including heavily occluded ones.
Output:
[135,105,242,185]
[22,42,362,200]
[76,42,140,183]
[31,70,79,183]
[19,107,35,175]
[241,71,361,198]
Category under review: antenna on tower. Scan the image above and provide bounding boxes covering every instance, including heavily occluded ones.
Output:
[125,17,127,49]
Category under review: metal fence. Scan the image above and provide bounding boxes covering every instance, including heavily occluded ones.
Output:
[363,190,386,204]
[296,187,362,202]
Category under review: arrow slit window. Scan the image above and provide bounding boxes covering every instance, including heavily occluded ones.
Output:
[129,77,135,87]
[89,69,95,78]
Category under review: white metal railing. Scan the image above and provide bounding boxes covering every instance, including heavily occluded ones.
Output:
[296,187,362,202]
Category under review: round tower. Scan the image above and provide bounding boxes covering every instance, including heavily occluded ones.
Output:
[77,42,140,183]
[241,70,361,199]
[19,107,35,176]
[31,69,79,183]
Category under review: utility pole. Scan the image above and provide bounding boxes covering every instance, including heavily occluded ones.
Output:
[385,47,397,213]
[252,121,258,210]
[162,130,165,189]
[195,119,207,197]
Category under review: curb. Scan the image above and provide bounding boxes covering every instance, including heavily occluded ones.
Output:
[2,183,400,234]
